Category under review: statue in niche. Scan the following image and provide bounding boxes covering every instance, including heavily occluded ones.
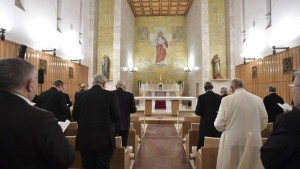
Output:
[102,55,109,79]
[211,54,223,79]
[154,31,168,65]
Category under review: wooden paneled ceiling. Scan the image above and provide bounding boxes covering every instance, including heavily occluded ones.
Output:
[127,0,194,16]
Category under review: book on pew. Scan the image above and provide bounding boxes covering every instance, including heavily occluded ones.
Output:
[58,120,70,132]
[277,103,292,111]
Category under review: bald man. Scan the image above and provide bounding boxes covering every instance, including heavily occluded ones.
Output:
[214,79,268,169]
[0,58,74,169]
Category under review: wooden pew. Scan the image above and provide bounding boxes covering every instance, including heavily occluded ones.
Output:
[65,122,78,136]
[195,137,220,169]
[128,123,139,156]
[110,137,131,169]
[185,123,199,158]
[181,115,200,141]
[130,115,142,138]
[65,136,82,169]
[261,123,273,138]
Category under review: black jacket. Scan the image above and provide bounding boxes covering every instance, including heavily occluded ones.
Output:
[73,85,120,151]
[263,93,284,122]
[36,87,68,121]
[0,91,74,169]
[261,109,300,169]
[195,90,222,148]
[113,88,137,131]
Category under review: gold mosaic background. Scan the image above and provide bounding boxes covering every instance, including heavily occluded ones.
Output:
[134,16,188,84]
[209,0,227,79]
[97,0,114,80]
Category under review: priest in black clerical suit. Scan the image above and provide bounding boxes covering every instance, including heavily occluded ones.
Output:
[113,80,137,147]
[0,58,74,169]
[73,74,120,169]
[195,81,222,150]
[263,86,284,123]
[36,80,68,121]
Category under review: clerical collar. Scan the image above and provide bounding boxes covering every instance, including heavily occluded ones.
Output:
[11,92,35,106]
[235,88,244,92]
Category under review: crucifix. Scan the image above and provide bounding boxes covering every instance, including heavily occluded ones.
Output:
[159,74,162,82]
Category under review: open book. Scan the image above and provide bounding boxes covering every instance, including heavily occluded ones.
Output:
[58,120,70,132]
[277,103,292,111]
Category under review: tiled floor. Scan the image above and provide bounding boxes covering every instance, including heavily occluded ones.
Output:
[132,124,193,169]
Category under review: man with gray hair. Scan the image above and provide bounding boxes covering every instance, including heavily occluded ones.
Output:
[220,87,228,98]
[263,85,284,122]
[0,58,74,169]
[113,80,137,147]
[73,74,120,169]
[261,70,300,169]
[214,78,268,169]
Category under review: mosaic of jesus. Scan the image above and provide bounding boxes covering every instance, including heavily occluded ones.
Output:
[155,31,168,65]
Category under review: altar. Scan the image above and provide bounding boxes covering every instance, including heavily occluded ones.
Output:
[135,96,197,116]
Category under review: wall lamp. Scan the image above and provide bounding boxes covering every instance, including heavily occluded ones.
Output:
[0,28,6,41]
[42,49,56,56]
[122,66,138,72]
[184,66,199,72]
[70,59,81,65]
[243,57,256,64]
[272,46,289,55]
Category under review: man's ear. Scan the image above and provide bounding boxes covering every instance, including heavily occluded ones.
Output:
[26,79,34,92]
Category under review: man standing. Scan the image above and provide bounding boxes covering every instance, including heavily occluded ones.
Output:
[261,70,300,169]
[214,79,268,169]
[113,80,137,147]
[0,58,74,169]
[36,80,68,121]
[73,74,119,169]
[73,83,87,121]
[195,81,222,150]
[263,85,284,122]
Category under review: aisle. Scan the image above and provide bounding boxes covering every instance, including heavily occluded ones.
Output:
[133,124,192,169]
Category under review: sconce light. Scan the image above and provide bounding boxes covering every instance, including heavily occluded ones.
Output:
[243,57,256,64]
[42,49,56,56]
[70,59,81,65]
[122,66,138,72]
[184,66,199,72]
[0,28,6,41]
[272,46,289,55]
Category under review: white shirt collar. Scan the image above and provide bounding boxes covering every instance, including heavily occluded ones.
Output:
[11,92,35,106]
[235,88,245,92]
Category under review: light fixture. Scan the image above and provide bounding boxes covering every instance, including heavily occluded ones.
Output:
[272,46,289,55]
[130,67,138,72]
[70,59,81,65]
[184,66,199,72]
[122,67,129,71]
[42,49,56,56]
[122,66,138,72]
[243,57,256,64]
[0,28,5,41]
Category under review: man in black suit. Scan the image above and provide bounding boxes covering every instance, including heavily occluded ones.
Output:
[73,74,120,169]
[73,83,87,120]
[113,80,137,147]
[261,70,300,169]
[263,85,284,122]
[36,80,68,121]
[0,58,74,169]
[195,81,222,150]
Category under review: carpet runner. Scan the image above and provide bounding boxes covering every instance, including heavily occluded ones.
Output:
[132,124,192,169]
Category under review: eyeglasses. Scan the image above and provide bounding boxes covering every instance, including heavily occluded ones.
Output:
[289,84,300,87]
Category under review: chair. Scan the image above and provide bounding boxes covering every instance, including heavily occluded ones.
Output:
[185,123,199,158]
[65,122,78,136]
[181,115,200,141]
[261,123,273,138]
[65,136,82,169]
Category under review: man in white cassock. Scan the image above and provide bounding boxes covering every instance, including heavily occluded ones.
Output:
[214,79,268,169]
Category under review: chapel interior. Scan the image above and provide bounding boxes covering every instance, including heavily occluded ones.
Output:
[0,0,299,168]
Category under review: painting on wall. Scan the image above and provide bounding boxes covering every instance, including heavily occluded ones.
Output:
[137,26,149,40]
[172,26,184,41]
[69,67,74,79]
[252,66,257,78]
[154,31,168,65]
[39,59,47,74]
[282,57,293,73]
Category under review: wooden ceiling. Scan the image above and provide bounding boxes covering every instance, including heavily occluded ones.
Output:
[127,0,194,16]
